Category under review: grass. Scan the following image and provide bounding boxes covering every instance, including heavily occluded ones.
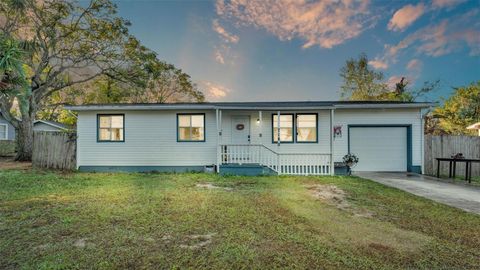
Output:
[1,169,479,269]
[437,174,480,186]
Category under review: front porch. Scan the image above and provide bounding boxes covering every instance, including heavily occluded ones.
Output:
[219,144,331,175]
[214,108,335,176]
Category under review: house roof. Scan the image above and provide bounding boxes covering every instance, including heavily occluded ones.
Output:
[0,110,70,129]
[34,120,69,130]
[65,101,434,111]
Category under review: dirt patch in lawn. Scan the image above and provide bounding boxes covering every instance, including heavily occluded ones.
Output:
[73,238,94,248]
[179,233,216,250]
[196,183,233,191]
[306,184,374,218]
[0,156,31,170]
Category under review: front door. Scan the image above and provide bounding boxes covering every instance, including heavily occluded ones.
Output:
[231,116,250,144]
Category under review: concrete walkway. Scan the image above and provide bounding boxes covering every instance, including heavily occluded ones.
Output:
[355,172,480,215]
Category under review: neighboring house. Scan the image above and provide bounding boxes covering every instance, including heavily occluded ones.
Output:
[467,122,480,136]
[0,111,16,141]
[0,110,68,141]
[33,120,69,132]
[65,101,431,175]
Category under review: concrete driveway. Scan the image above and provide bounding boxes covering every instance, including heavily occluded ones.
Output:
[355,172,480,215]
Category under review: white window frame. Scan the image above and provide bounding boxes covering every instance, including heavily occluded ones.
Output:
[97,114,125,142]
[296,113,318,143]
[177,113,206,142]
[272,114,294,143]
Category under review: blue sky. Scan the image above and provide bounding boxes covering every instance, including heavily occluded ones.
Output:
[113,0,480,102]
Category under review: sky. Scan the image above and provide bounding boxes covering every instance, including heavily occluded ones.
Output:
[112,0,480,102]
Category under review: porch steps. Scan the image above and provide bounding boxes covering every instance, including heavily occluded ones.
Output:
[219,164,276,176]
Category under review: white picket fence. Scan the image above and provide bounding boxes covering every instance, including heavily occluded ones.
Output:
[219,144,331,175]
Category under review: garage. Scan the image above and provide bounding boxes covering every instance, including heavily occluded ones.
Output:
[349,126,408,172]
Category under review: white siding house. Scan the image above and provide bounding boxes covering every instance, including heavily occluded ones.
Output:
[0,111,16,141]
[67,101,431,175]
[33,120,69,132]
[0,113,69,141]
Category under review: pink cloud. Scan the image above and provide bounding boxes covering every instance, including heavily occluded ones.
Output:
[199,81,232,100]
[212,19,240,65]
[212,19,239,44]
[386,76,405,89]
[376,9,480,66]
[432,0,465,9]
[406,59,422,71]
[216,0,375,49]
[369,59,388,69]
[212,43,238,65]
[388,3,425,32]
[214,49,225,64]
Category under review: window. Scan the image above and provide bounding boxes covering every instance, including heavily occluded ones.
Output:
[296,114,317,142]
[97,115,124,142]
[273,114,294,143]
[177,114,205,142]
[0,124,7,140]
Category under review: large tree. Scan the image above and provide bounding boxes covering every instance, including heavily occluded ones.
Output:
[38,70,204,124]
[339,53,437,102]
[0,0,201,160]
[429,81,480,135]
[339,53,388,100]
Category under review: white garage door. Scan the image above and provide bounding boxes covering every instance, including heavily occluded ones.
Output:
[350,127,407,172]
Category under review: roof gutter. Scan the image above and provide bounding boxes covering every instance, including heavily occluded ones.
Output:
[333,103,434,109]
[64,105,337,111]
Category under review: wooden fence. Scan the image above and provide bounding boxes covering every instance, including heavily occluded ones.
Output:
[424,135,480,177]
[32,131,76,170]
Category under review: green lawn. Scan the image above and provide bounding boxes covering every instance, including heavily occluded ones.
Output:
[1,170,479,269]
[436,174,480,186]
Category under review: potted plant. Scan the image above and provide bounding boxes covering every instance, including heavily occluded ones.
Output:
[342,153,359,175]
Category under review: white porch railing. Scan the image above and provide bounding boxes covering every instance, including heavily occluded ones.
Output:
[219,144,331,175]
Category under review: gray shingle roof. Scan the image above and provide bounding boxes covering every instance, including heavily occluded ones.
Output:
[65,100,434,111]
[34,120,69,130]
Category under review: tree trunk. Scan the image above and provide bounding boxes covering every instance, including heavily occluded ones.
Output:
[15,113,34,161]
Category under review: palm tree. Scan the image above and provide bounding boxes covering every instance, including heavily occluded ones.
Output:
[0,35,31,160]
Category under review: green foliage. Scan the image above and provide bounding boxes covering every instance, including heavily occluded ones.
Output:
[0,0,204,158]
[340,53,388,100]
[0,140,16,156]
[342,153,359,166]
[339,53,437,102]
[432,81,480,135]
[0,35,29,120]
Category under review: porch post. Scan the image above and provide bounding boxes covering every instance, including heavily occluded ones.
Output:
[216,109,220,173]
[219,109,222,139]
[330,109,335,176]
[277,111,281,146]
[258,111,263,142]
